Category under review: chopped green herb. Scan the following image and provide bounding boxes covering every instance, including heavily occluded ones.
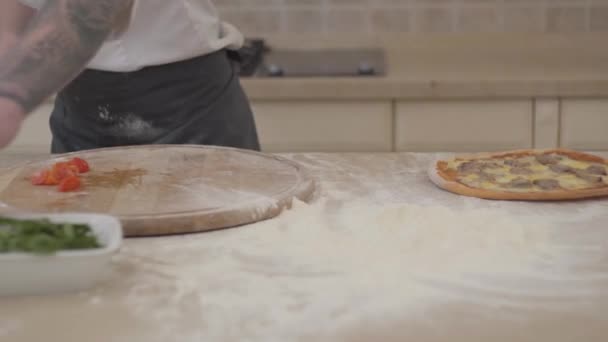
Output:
[0,217,101,255]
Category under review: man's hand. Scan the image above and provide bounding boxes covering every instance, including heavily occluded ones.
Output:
[0,34,17,54]
[0,98,25,148]
[0,0,133,137]
[0,35,17,58]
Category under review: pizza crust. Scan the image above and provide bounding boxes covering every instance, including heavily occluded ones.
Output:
[428,148,608,201]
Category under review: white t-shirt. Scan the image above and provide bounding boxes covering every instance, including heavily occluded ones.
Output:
[19,0,244,72]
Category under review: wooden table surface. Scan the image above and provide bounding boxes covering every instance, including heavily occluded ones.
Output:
[1,150,607,342]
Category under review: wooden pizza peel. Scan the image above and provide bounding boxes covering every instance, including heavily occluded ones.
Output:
[0,145,316,236]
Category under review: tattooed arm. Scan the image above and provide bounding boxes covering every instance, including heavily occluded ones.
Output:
[0,0,133,148]
[0,1,35,53]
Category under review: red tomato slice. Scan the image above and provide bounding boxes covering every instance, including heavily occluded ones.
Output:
[68,157,90,173]
[65,163,80,174]
[51,162,78,181]
[31,170,50,185]
[58,175,81,192]
[31,158,89,190]
[31,168,60,185]
[45,171,60,185]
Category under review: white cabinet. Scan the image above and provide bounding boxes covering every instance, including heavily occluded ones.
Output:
[534,99,560,149]
[251,100,393,152]
[395,100,534,152]
[560,99,608,151]
[6,98,608,154]
[4,103,53,154]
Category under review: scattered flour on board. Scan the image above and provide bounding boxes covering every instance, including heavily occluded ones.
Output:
[104,197,608,341]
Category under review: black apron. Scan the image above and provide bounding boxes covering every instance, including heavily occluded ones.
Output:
[49,50,260,153]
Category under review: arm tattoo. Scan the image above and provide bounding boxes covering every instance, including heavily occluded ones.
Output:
[0,0,133,112]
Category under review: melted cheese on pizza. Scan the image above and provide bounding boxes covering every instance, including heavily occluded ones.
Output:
[560,159,590,169]
[445,153,608,192]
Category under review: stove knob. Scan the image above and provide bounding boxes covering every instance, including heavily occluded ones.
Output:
[267,64,284,77]
[358,62,375,76]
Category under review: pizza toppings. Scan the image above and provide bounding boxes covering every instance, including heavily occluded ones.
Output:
[536,154,562,165]
[510,167,533,175]
[457,161,482,174]
[507,177,533,188]
[573,170,603,184]
[545,164,604,184]
[549,164,572,173]
[533,179,560,191]
[477,172,495,182]
[482,162,502,169]
[586,165,607,176]
[504,159,530,168]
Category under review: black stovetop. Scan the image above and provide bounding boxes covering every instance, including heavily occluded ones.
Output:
[236,38,386,78]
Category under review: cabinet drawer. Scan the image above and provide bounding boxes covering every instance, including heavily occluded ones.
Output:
[561,99,608,150]
[395,100,533,152]
[534,99,560,149]
[252,100,392,152]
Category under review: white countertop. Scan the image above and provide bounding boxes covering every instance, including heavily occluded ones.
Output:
[1,151,608,342]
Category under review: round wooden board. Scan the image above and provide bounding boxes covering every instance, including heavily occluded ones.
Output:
[0,145,316,237]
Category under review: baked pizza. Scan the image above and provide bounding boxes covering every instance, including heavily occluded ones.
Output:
[428,149,608,201]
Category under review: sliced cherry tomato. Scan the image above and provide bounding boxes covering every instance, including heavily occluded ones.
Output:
[31,169,51,185]
[67,157,90,173]
[31,168,60,186]
[58,175,81,192]
[44,170,60,185]
[65,162,80,174]
[30,158,89,190]
[51,162,78,181]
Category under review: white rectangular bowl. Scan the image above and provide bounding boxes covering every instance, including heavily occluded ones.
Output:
[0,212,123,297]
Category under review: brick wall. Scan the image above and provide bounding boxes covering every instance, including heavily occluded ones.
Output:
[214,0,607,35]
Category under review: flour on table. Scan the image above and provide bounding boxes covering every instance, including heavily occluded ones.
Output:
[102,197,608,341]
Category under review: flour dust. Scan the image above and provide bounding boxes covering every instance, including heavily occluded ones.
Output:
[101,198,608,340]
[97,104,161,139]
